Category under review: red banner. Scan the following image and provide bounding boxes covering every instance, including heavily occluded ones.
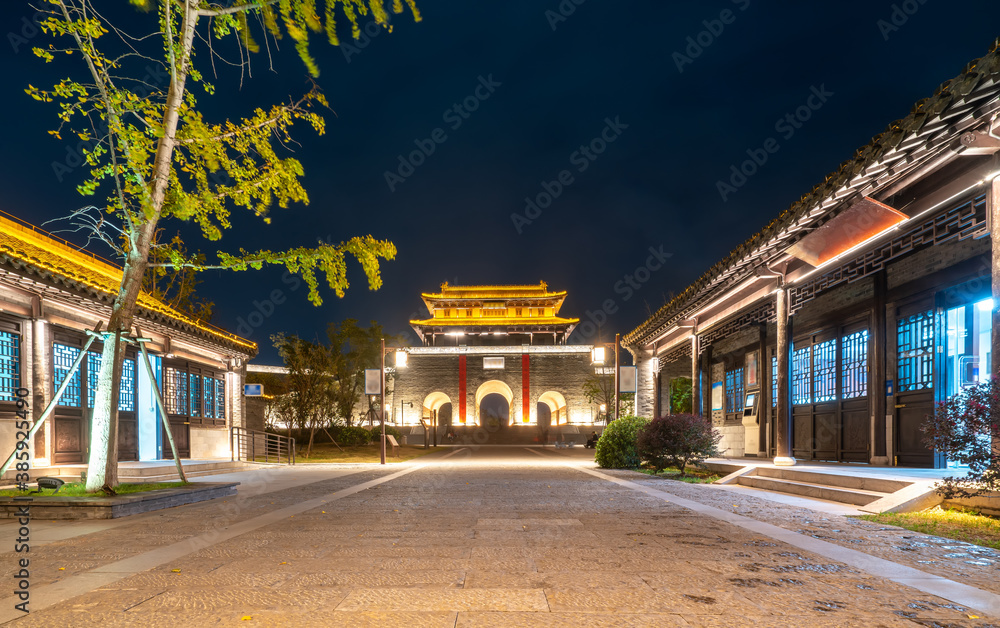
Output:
[459,355,467,423]
[522,353,530,423]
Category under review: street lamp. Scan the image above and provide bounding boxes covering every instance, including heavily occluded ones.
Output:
[379,340,408,465]
[599,403,607,424]
[591,334,621,421]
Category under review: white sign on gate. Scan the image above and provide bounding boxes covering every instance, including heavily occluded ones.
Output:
[365,369,381,395]
[619,366,637,393]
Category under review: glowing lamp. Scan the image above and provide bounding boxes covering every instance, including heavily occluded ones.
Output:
[592,347,606,364]
[395,350,408,368]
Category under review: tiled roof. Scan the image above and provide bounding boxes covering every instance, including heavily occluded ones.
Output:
[421,282,567,300]
[409,316,579,327]
[0,213,256,355]
[624,38,1000,347]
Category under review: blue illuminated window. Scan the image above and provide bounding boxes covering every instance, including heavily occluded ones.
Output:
[53,343,81,407]
[0,331,20,401]
[204,375,214,419]
[189,373,202,417]
[841,330,869,399]
[792,346,811,405]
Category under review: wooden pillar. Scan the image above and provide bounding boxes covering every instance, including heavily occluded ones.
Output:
[992,176,1000,379]
[757,323,768,457]
[691,335,699,417]
[701,345,713,421]
[872,270,889,463]
[990,177,1000,460]
[774,286,795,465]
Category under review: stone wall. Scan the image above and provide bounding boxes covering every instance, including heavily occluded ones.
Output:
[392,347,600,425]
[189,426,230,459]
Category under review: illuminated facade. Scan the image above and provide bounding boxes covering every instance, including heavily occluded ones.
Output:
[0,213,256,469]
[410,282,579,346]
[393,283,601,437]
[624,42,1000,468]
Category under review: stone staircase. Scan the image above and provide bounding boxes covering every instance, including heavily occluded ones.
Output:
[701,461,918,509]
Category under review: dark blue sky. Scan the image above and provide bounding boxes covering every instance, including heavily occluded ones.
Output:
[0,1,997,363]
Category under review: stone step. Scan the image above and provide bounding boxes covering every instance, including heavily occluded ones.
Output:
[737,475,889,506]
[1,461,253,483]
[753,466,910,494]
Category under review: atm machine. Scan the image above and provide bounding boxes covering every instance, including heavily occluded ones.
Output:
[741,391,760,456]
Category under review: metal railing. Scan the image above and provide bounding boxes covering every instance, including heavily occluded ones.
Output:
[231,427,296,465]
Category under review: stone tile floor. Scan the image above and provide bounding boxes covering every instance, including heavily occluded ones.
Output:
[0,447,997,626]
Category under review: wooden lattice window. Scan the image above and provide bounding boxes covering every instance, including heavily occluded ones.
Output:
[189,373,202,417]
[53,343,82,407]
[771,355,777,407]
[791,346,811,405]
[215,378,225,419]
[812,339,837,403]
[897,310,934,392]
[725,367,744,415]
[164,366,189,415]
[0,330,20,401]
[841,330,869,399]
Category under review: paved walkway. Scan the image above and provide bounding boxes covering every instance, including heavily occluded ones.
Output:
[1,447,998,626]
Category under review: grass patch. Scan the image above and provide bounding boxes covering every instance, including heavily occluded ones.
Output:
[855,506,1000,550]
[636,466,720,484]
[258,443,440,464]
[0,481,189,498]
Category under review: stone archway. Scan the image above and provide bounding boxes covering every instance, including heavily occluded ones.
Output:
[538,390,568,425]
[422,392,452,424]
[475,380,514,426]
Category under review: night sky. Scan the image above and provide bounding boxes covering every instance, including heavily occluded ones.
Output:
[0,2,997,364]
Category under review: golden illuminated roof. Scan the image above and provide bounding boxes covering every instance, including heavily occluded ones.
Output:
[409,316,580,327]
[0,212,256,354]
[420,281,569,313]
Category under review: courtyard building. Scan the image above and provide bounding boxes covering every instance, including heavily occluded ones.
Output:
[392,283,605,438]
[0,213,255,469]
[624,43,1000,468]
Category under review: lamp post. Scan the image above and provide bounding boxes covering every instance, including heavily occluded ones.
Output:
[591,334,621,421]
[379,339,408,465]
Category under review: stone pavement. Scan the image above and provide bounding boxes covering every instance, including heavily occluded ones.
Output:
[1,447,999,626]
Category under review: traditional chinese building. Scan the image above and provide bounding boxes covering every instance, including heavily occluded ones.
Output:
[623,40,1000,468]
[0,213,256,468]
[393,283,602,435]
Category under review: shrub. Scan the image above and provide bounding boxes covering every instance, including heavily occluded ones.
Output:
[337,425,373,447]
[369,425,403,442]
[637,413,721,475]
[922,379,1000,498]
[595,415,650,468]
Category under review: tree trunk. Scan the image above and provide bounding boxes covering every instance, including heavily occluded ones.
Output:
[85,1,200,492]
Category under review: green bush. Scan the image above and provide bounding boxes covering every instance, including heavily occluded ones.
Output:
[337,425,373,446]
[637,413,721,475]
[369,425,404,442]
[595,415,650,468]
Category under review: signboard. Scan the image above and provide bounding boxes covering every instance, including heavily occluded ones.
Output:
[244,383,263,397]
[711,382,723,411]
[619,366,637,393]
[365,369,381,395]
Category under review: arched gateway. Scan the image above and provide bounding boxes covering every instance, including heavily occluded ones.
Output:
[391,283,607,440]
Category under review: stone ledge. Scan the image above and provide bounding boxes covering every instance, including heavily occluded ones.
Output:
[0,482,239,519]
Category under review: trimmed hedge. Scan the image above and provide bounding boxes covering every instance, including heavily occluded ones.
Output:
[595,415,650,468]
